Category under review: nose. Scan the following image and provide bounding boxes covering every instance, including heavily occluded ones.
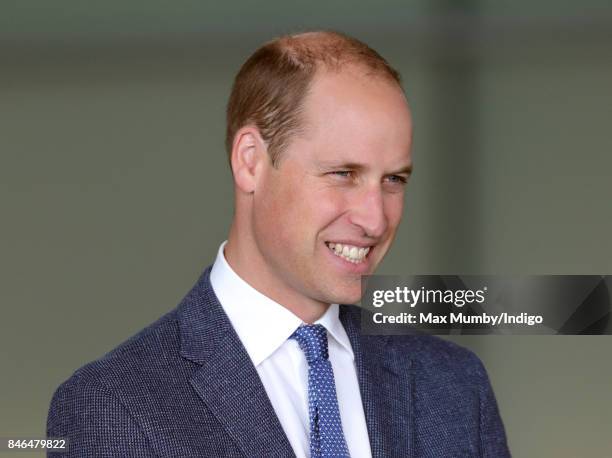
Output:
[348,185,388,239]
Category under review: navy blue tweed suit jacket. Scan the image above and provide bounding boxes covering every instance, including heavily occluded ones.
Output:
[47,267,510,457]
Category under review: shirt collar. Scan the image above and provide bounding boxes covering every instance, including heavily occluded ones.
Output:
[210,241,354,366]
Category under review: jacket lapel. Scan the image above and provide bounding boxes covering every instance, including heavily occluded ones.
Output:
[341,306,415,458]
[177,268,295,457]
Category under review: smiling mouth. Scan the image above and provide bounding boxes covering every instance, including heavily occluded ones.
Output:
[325,242,371,264]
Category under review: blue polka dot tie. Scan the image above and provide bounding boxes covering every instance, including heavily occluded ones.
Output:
[290,324,350,458]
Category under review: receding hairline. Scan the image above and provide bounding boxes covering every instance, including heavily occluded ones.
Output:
[273,30,402,84]
[271,31,405,143]
[225,30,404,166]
[288,64,410,147]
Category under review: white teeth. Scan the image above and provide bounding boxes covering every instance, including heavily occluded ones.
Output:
[327,242,371,263]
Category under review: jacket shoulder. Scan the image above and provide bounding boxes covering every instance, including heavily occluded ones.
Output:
[49,307,193,421]
[74,309,183,385]
[341,304,510,456]
[47,310,184,456]
[341,304,487,380]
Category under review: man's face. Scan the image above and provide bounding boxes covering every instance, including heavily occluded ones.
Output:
[251,67,413,309]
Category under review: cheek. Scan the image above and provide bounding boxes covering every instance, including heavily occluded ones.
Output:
[256,175,312,246]
[308,188,349,227]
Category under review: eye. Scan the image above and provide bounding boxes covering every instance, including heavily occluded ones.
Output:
[330,171,353,178]
[385,175,408,185]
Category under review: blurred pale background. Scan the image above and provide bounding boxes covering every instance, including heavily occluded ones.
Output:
[2,1,611,456]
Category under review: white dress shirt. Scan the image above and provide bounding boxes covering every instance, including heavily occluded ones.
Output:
[210,242,372,458]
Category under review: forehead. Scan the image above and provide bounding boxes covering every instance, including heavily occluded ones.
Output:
[295,66,413,166]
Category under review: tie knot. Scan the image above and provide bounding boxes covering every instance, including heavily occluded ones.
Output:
[290,324,329,365]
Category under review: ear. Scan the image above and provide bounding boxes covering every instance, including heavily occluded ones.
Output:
[230,126,268,193]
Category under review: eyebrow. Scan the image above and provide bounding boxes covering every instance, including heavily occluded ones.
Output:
[316,161,413,175]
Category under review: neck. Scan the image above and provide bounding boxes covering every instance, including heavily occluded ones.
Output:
[225,224,330,323]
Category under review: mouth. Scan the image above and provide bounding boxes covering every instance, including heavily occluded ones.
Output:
[325,242,372,264]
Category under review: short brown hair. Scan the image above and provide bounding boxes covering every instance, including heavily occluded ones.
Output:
[225,30,402,166]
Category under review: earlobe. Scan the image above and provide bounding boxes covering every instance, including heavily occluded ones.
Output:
[230,127,266,194]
